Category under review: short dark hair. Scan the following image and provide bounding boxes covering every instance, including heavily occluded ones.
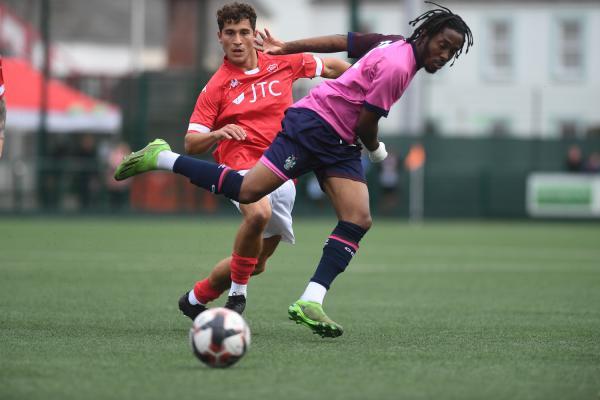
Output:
[408,1,473,66]
[217,2,257,31]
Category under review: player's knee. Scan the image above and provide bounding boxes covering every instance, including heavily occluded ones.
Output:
[353,214,372,231]
[244,208,271,230]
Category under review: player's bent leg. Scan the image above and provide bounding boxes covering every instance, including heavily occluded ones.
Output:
[290,178,371,337]
[183,234,282,319]
[225,197,272,314]
[115,139,285,204]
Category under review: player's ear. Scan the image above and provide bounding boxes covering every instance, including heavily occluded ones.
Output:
[217,30,223,43]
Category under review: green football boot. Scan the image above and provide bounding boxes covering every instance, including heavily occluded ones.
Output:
[114,139,171,181]
[288,300,344,338]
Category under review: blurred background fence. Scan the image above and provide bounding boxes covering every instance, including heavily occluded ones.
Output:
[1,67,598,219]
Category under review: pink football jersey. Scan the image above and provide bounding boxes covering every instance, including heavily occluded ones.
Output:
[294,39,419,143]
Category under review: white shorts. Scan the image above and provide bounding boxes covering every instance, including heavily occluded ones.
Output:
[230,170,296,244]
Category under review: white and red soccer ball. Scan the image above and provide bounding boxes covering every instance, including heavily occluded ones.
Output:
[189,307,251,368]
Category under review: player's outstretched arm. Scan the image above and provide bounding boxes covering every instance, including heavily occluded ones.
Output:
[321,58,351,79]
[184,125,247,155]
[256,28,347,55]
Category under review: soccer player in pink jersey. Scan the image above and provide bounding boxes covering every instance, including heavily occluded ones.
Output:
[174,3,351,318]
[116,3,473,337]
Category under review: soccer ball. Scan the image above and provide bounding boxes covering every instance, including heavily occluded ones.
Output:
[189,307,251,368]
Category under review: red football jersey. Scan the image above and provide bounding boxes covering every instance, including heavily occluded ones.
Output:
[188,51,323,169]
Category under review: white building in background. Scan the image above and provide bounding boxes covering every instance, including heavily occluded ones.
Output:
[2,0,597,138]
[427,0,600,138]
[260,0,600,139]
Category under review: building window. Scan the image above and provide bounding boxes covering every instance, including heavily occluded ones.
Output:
[555,18,584,79]
[486,19,512,79]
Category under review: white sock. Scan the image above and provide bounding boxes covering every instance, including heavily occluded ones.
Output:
[156,150,179,171]
[188,290,204,306]
[229,283,247,297]
[300,281,327,304]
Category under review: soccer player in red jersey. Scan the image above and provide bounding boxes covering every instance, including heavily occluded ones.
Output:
[176,2,351,318]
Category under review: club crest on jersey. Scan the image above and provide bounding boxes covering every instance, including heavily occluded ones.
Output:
[230,79,240,88]
[267,63,278,73]
[284,155,297,171]
[232,92,245,105]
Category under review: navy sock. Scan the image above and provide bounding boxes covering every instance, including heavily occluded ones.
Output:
[173,155,243,200]
[310,221,368,290]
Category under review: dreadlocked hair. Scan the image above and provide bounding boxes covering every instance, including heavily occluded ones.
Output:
[407,1,473,66]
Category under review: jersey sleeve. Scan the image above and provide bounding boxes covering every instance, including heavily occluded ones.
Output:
[188,81,220,134]
[363,58,406,118]
[347,32,405,59]
[289,53,323,80]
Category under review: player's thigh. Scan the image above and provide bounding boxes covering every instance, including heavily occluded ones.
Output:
[239,196,272,227]
[322,177,372,229]
[239,162,285,203]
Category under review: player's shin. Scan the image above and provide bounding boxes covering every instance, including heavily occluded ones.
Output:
[301,221,367,303]
[173,155,244,200]
[229,253,258,297]
[192,278,223,304]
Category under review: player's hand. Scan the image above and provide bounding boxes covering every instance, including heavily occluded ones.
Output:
[368,141,388,163]
[212,124,247,141]
[254,28,286,55]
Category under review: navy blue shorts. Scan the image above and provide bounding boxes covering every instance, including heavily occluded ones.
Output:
[260,108,365,190]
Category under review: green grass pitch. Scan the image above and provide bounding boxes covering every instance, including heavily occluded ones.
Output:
[1,217,599,400]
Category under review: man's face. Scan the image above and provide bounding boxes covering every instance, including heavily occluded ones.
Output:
[421,27,464,73]
[218,19,255,67]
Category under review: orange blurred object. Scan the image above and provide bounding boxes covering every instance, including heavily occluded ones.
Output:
[404,143,426,171]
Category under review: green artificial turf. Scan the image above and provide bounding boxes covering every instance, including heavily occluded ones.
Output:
[1,217,599,400]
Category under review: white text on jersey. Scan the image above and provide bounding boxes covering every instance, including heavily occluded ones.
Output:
[249,80,282,103]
